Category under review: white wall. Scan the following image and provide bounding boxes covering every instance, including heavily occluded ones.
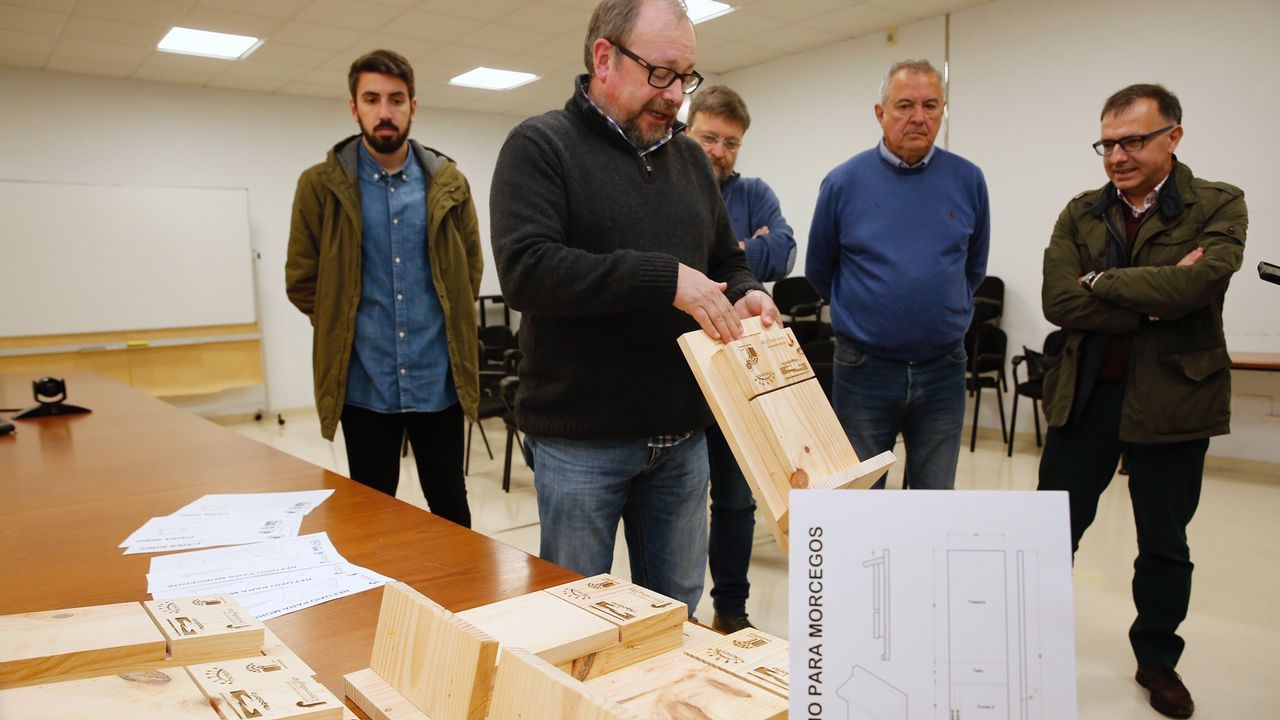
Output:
[723,0,1280,463]
[0,66,521,414]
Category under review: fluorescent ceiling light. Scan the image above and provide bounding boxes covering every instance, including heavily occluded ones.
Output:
[449,67,540,91]
[686,0,734,24]
[157,27,261,60]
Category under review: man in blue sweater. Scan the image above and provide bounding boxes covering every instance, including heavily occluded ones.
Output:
[687,84,795,633]
[806,59,989,490]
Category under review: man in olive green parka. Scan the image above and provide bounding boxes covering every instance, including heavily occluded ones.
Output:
[1038,84,1245,720]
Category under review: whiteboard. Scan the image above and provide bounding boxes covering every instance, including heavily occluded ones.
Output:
[0,180,256,337]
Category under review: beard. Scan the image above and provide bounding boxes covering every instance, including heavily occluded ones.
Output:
[362,118,411,154]
[618,97,680,148]
[711,158,733,184]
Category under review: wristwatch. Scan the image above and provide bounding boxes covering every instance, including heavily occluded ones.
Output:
[1080,271,1103,290]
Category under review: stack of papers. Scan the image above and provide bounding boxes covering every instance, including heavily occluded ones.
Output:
[120,490,334,555]
[147,532,393,620]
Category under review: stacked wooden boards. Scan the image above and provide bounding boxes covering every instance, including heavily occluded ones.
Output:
[344,577,790,720]
[0,594,345,720]
[679,316,896,549]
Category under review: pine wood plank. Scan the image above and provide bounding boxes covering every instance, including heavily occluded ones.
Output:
[342,668,430,720]
[679,317,896,549]
[680,622,722,650]
[683,629,790,698]
[143,595,265,661]
[186,658,342,720]
[457,590,616,666]
[368,583,498,720]
[488,648,639,720]
[0,667,219,719]
[584,650,786,720]
[548,583,685,644]
[0,601,167,689]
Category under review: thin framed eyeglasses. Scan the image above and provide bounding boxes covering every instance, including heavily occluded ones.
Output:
[610,41,703,94]
[1092,124,1175,156]
[694,132,741,152]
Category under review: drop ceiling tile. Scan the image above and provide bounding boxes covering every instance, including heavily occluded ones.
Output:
[194,0,311,19]
[412,0,533,23]
[865,0,990,20]
[6,0,75,11]
[0,4,66,34]
[142,49,233,71]
[694,40,786,74]
[248,40,335,66]
[175,6,284,36]
[208,73,290,91]
[796,4,915,37]
[496,2,585,34]
[383,9,482,41]
[268,20,361,50]
[692,8,779,42]
[419,42,507,76]
[745,22,841,54]
[61,15,168,47]
[523,28,583,62]
[277,79,348,98]
[0,27,56,54]
[217,56,310,80]
[455,22,552,54]
[0,47,47,68]
[366,0,418,7]
[46,55,139,78]
[74,0,193,28]
[131,64,219,84]
[542,0,600,12]
[747,0,856,22]
[52,37,154,64]
[296,0,406,32]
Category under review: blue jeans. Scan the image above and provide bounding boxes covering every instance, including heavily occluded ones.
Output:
[706,423,756,618]
[524,432,709,616]
[832,338,967,490]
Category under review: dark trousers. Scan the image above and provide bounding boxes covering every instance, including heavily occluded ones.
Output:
[706,423,756,618]
[1037,382,1205,669]
[340,403,471,528]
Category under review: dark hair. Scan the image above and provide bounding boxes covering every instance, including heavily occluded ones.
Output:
[688,85,751,131]
[1100,83,1182,124]
[583,0,688,73]
[348,49,415,100]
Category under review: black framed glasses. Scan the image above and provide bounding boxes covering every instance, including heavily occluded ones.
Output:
[1092,124,1175,156]
[610,41,703,94]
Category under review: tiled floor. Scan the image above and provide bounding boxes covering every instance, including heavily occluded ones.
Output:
[225,411,1280,718]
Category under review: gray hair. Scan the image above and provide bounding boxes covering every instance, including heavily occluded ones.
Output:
[583,0,689,73]
[879,59,942,104]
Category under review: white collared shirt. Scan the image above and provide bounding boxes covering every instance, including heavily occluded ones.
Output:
[1118,174,1170,217]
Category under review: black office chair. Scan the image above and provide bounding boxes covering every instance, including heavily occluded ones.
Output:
[478,325,516,371]
[773,276,829,345]
[1007,330,1064,457]
[465,369,506,475]
[499,375,521,493]
[801,337,836,402]
[972,276,1004,326]
[966,323,1008,452]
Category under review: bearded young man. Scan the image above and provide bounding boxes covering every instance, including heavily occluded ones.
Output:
[286,49,482,527]
[489,0,778,615]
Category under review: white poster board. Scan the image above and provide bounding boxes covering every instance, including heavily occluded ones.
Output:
[0,180,255,337]
[790,490,1077,720]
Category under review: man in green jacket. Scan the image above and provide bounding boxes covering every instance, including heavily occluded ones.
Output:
[1038,84,1246,719]
[285,50,483,527]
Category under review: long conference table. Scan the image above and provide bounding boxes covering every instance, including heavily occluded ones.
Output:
[0,371,578,714]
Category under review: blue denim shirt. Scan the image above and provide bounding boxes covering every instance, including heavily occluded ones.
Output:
[345,143,456,413]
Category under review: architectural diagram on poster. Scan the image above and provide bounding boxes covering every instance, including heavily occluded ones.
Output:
[789,491,1076,720]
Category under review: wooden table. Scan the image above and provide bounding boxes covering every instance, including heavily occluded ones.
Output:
[1231,351,1280,372]
[0,371,576,712]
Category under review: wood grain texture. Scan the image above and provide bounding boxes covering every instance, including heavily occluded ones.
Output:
[186,658,343,720]
[682,629,790,698]
[368,583,498,720]
[343,668,430,720]
[488,647,639,720]
[679,318,895,550]
[143,594,264,661]
[584,650,787,720]
[0,372,580,719]
[0,667,218,719]
[0,601,167,689]
[457,590,617,666]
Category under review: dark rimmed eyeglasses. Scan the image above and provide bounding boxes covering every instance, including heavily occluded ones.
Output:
[610,41,703,94]
[1092,124,1175,156]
